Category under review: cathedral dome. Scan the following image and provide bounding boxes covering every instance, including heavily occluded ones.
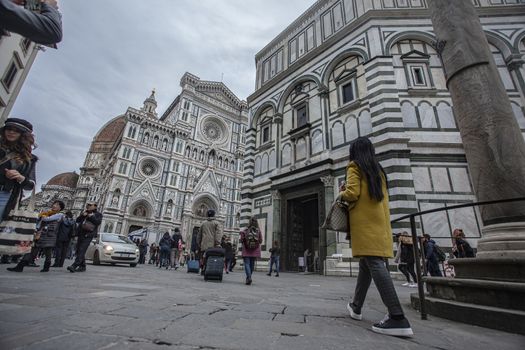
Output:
[46,172,79,189]
[94,116,126,143]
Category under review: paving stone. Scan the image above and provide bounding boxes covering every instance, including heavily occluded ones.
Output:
[0,263,523,350]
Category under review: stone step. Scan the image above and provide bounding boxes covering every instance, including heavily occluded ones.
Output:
[411,295,525,336]
[424,277,525,311]
[449,257,525,282]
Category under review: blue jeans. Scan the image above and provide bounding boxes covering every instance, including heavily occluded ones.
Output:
[243,257,256,279]
[0,190,11,218]
[269,256,280,274]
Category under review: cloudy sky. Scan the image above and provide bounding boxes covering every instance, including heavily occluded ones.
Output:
[12,0,312,190]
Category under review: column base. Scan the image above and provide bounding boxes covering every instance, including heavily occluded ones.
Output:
[476,222,525,259]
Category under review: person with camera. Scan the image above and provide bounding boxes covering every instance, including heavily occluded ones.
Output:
[0,0,62,45]
[52,210,75,268]
[67,202,102,273]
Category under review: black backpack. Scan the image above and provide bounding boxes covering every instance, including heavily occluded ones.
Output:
[245,228,260,250]
[434,244,447,262]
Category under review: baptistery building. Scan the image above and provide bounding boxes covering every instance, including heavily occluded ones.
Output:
[73,73,248,244]
[242,0,525,272]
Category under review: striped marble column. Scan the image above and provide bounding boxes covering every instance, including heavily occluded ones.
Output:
[240,127,256,227]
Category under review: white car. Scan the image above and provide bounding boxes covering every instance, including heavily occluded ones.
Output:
[85,233,140,267]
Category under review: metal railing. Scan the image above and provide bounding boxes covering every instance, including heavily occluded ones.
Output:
[390,196,525,320]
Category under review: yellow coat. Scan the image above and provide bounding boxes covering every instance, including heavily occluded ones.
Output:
[339,161,393,258]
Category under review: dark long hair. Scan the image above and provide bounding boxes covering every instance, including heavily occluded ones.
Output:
[0,130,35,163]
[349,137,387,202]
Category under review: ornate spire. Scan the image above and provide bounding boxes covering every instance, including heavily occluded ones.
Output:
[142,89,158,116]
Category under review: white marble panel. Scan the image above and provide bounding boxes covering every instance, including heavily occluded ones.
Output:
[449,167,471,193]
[401,101,418,127]
[436,103,456,128]
[430,167,451,192]
[412,167,432,192]
[419,202,450,237]
[296,138,306,160]
[281,144,291,166]
[332,122,345,146]
[311,131,323,154]
[358,110,372,136]
[418,102,438,128]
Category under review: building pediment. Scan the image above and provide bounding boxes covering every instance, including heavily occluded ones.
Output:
[401,50,430,61]
[193,169,220,199]
[130,179,158,203]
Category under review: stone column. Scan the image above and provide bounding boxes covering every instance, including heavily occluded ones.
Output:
[273,113,283,167]
[428,0,525,259]
[320,175,336,262]
[305,134,311,165]
[507,56,525,108]
[290,138,297,170]
[271,190,282,247]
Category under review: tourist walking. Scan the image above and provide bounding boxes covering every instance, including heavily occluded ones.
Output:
[53,210,75,267]
[149,243,158,264]
[452,229,475,258]
[158,232,172,269]
[422,233,443,277]
[240,216,262,285]
[8,200,64,272]
[267,240,280,277]
[395,232,417,287]
[171,228,182,269]
[0,118,37,267]
[221,235,234,274]
[197,209,222,274]
[340,137,413,337]
[138,238,148,264]
[67,203,102,273]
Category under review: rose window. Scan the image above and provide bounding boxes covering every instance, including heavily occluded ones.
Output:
[201,116,228,144]
[140,159,159,177]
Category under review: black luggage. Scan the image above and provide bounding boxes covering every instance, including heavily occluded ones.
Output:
[204,248,225,281]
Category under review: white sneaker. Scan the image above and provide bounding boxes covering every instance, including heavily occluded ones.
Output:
[346,303,362,320]
[409,283,418,288]
[401,282,410,287]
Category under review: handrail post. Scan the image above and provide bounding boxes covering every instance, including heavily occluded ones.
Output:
[410,215,427,320]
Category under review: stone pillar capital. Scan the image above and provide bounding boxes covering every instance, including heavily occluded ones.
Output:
[506,54,524,72]
[320,175,335,187]
[273,113,283,124]
[271,190,281,201]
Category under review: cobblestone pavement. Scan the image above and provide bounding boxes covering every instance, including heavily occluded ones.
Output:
[0,260,523,350]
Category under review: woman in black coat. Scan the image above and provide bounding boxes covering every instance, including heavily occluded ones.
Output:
[0,118,37,220]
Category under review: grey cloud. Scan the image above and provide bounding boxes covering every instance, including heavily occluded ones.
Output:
[11,0,311,191]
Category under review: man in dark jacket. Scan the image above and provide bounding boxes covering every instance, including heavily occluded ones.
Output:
[52,210,75,267]
[422,234,442,277]
[0,0,62,45]
[170,228,182,269]
[67,203,102,273]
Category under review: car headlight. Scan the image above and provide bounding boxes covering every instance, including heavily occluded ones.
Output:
[104,245,114,252]
[135,249,139,254]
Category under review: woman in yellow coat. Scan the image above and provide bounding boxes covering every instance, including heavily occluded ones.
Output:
[339,137,413,337]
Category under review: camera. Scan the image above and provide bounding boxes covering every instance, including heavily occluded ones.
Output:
[24,0,42,13]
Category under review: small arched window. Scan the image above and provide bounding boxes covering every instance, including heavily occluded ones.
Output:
[153,135,159,148]
[142,132,150,144]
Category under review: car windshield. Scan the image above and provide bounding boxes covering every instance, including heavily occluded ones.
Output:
[101,234,134,244]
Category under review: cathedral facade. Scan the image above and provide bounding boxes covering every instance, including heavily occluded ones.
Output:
[242,0,525,272]
[73,73,248,244]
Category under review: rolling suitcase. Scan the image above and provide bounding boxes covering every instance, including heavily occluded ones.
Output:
[187,252,200,273]
[204,248,225,281]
